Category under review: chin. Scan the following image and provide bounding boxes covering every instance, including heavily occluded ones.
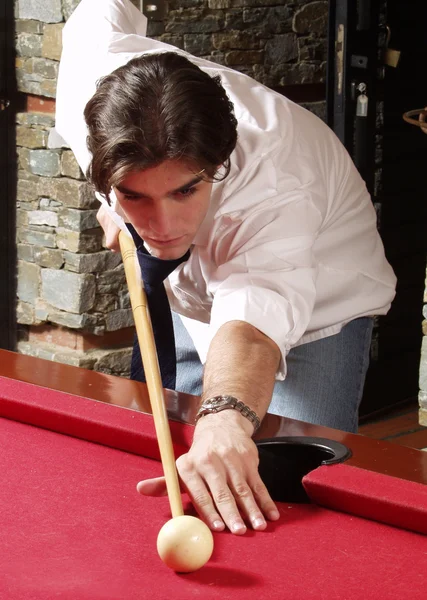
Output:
[152,247,188,261]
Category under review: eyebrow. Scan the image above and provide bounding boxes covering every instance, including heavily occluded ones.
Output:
[115,176,204,199]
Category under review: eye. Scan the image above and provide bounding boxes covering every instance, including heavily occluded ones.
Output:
[175,186,197,198]
[122,194,142,202]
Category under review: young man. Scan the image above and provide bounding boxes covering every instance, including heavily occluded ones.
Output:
[56,0,396,535]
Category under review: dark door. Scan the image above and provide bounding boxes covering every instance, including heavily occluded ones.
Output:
[365,0,427,415]
[0,0,16,350]
[327,0,427,416]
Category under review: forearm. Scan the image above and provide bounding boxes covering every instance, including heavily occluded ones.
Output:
[202,320,281,419]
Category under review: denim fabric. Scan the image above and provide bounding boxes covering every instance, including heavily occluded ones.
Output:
[173,313,373,433]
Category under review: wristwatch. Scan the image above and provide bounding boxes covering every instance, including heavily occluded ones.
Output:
[195,395,261,433]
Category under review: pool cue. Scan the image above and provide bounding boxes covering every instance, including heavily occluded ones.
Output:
[119,230,184,519]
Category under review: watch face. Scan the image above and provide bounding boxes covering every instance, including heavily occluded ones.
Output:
[204,397,230,410]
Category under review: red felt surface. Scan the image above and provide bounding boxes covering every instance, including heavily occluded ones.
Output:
[303,463,427,535]
[0,375,193,459]
[1,389,427,599]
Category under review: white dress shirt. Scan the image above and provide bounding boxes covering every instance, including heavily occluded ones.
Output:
[56,0,396,379]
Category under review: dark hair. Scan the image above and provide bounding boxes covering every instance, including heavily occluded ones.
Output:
[84,51,238,198]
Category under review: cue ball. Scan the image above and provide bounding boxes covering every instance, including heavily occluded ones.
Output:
[157,515,214,573]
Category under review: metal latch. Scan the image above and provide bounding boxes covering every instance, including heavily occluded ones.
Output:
[139,0,165,20]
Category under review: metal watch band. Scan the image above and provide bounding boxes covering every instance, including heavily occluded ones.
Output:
[195,395,261,433]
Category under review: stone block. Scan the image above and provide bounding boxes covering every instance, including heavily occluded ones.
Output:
[17,340,98,369]
[225,50,264,66]
[265,33,298,64]
[420,336,427,392]
[41,268,96,313]
[42,23,64,60]
[96,266,126,294]
[47,310,87,329]
[419,408,427,427]
[34,298,51,321]
[230,0,274,7]
[17,209,29,228]
[18,228,57,248]
[16,124,48,148]
[28,210,58,227]
[243,6,293,34]
[17,0,63,23]
[93,347,133,376]
[17,243,35,262]
[40,79,58,99]
[56,228,103,253]
[156,34,185,50]
[63,250,122,273]
[33,247,64,269]
[293,1,328,35]
[213,31,265,51]
[61,150,83,179]
[224,9,245,30]
[17,260,41,303]
[419,390,427,409]
[119,290,131,309]
[40,197,61,210]
[208,0,229,7]
[58,208,99,232]
[17,147,31,171]
[37,177,59,199]
[16,112,55,129]
[62,0,80,21]
[56,178,99,209]
[105,308,134,331]
[17,300,35,325]
[32,57,59,79]
[16,63,58,98]
[16,32,43,57]
[16,20,44,34]
[29,149,61,177]
[93,294,118,313]
[166,14,224,34]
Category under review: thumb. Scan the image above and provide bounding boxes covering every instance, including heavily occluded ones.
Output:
[136,476,168,497]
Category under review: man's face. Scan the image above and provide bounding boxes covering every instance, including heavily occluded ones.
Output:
[113,160,213,260]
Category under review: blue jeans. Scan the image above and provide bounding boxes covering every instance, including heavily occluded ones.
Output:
[173,314,374,433]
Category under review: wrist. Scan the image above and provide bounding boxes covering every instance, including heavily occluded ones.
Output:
[195,395,261,435]
[195,409,256,436]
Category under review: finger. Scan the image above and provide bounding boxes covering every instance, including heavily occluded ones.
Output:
[247,472,280,522]
[136,476,168,496]
[198,465,247,535]
[228,473,267,531]
[176,456,226,532]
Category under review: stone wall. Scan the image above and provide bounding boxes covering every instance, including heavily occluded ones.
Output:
[14,0,328,375]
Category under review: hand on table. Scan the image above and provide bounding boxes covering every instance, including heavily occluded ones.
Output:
[137,410,280,534]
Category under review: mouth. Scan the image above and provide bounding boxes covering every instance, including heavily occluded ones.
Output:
[144,235,185,247]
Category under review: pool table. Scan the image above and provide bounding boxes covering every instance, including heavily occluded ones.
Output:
[0,349,426,599]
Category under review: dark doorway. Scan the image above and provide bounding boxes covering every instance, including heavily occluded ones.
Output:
[327,0,427,417]
[0,0,16,350]
[364,0,427,415]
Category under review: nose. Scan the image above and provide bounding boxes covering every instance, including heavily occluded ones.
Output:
[148,200,174,237]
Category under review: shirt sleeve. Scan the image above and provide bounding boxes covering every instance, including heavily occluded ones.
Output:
[55,0,148,172]
[206,157,324,380]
